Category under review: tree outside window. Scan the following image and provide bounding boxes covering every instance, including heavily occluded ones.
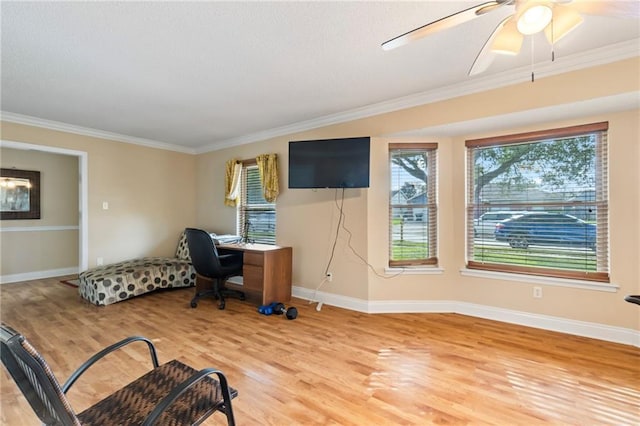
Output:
[389,143,438,267]
[466,122,609,282]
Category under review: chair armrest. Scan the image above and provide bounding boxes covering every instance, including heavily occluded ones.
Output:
[218,254,237,261]
[61,336,159,393]
[141,368,236,426]
[625,295,640,305]
[219,253,243,268]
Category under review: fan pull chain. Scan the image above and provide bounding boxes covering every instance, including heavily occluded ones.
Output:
[550,18,555,62]
[531,37,535,82]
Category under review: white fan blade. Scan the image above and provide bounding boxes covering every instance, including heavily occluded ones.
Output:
[544,4,584,44]
[469,16,513,75]
[491,16,523,54]
[382,0,512,51]
[569,0,640,18]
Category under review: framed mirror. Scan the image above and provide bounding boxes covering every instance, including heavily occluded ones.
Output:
[1,168,41,220]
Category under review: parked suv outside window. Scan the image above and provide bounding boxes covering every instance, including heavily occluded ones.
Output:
[494,212,596,250]
[474,211,526,238]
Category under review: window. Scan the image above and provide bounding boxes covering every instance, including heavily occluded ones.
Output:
[389,143,438,266]
[238,161,276,244]
[466,122,609,282]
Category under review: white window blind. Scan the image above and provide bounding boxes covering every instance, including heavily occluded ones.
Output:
[466,122,609,282]
[389,143,438,266]
[238,163,276,245]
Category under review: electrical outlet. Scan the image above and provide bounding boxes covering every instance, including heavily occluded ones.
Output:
[97,257,104,266]
[326,272,333,282]
[533,286,543,298]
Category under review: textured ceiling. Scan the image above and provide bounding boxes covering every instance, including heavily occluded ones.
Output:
[1,1,639,153]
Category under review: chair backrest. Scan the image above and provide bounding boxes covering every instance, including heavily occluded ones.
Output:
[0,323,81,426]
[185,228,223,279]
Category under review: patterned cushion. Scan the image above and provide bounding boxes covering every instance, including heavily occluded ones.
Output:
[78,232,196,306]
[175,232,191,261]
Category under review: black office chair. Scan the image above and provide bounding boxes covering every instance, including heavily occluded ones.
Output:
[0,322,237,425]
[185,228,245,310]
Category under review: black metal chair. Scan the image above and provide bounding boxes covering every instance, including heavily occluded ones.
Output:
[185,228,245,310]
[624,295,640,306]
[0,323,237,426]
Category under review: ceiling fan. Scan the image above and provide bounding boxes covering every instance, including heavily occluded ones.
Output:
[382,0,640,76]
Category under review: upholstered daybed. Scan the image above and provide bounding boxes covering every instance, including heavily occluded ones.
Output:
[78,232,196,306]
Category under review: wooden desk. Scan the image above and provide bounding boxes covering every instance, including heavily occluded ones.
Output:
[214,243,292,305]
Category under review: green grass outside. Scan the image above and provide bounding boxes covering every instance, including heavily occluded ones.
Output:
[391,240,428,260]
[473,244,597,271]
[392,238,596,271]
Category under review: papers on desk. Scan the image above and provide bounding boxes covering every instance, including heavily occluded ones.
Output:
[210,233,242,245]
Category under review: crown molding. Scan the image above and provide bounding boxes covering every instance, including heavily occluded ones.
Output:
[2,38,638,155]
[198,38,640,153]
[0,112,197,155]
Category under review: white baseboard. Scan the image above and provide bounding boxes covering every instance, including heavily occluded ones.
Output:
[292,286,640,348]
[0,267,79,284]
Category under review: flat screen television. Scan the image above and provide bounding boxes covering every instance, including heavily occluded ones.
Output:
[288,136,370,189]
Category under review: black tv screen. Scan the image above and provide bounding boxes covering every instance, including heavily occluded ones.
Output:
[288,137,370,189]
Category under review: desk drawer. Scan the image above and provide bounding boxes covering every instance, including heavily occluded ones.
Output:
[243,265,264,291]
[243,251,264,267]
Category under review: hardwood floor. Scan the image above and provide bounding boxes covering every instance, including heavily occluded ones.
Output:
[1,277,639,425]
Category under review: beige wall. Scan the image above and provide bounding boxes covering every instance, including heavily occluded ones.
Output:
[195,130,371,300]
[0,124,198,269]
[199,58,640,330]
[370,110,638,327]
[0,57,638,332]
[0,148,79,276]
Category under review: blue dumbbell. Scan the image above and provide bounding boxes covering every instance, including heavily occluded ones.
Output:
[258,302,279,315]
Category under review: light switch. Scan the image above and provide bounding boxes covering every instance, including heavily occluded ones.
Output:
[102,201,109,210]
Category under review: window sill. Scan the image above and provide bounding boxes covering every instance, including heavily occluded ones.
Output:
[385,267,444,276]
[459,268,619,292]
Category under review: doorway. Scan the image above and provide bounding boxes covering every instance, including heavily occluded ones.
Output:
[0,140,88,278]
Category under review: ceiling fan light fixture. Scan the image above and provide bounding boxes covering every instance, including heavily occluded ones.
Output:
[544,4,583,43]
[517,3,553,35]
[491,19,523,55]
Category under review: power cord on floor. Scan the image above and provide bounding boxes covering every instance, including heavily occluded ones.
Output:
[310,277,328,311]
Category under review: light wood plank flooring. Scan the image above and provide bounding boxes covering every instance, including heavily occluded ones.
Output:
[1,276,639,425]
